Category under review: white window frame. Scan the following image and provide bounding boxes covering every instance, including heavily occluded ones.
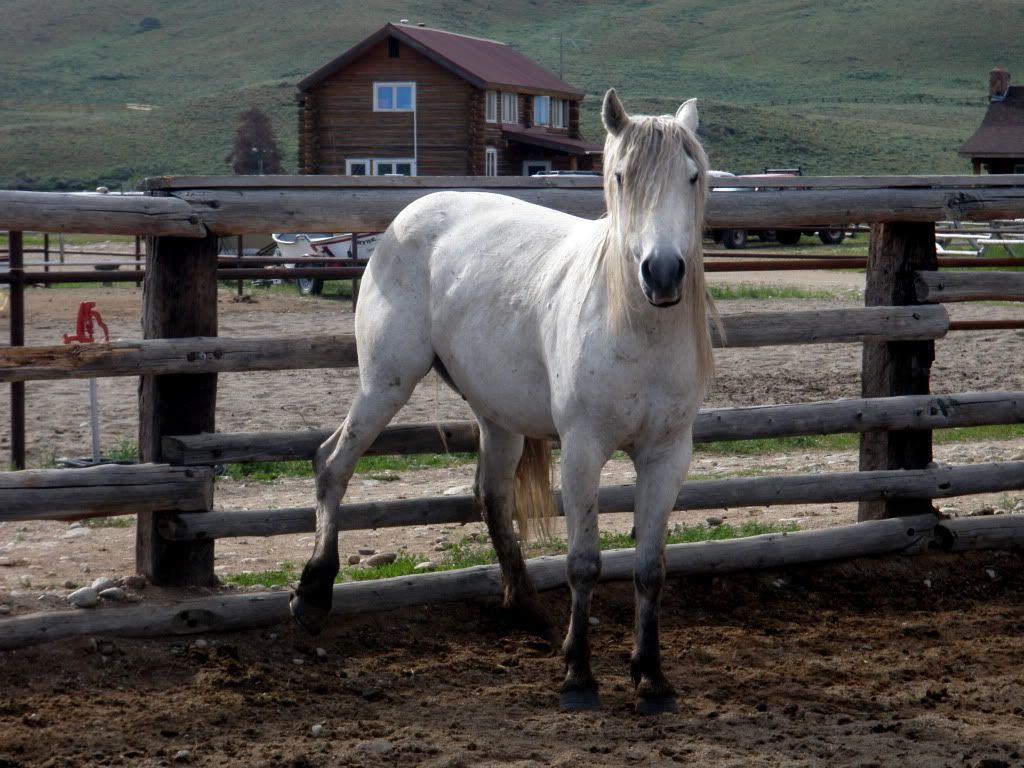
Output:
[552,98,569,129]
[346,158,370,176]
[485,90,498,123]
[371,158,417,176]
[533,95,551,126]
[485,147,498,177]
[523,160,551,176]
[500,92,518,124]
[373,81,416,112]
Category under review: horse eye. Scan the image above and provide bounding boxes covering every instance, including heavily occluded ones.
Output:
[689,172,699,185]
[614,171,623,186]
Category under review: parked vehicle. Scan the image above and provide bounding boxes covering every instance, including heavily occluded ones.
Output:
[272,232,380,296]
[709,168,849,248]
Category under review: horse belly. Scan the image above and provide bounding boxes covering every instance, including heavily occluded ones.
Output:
[433,329,557,439]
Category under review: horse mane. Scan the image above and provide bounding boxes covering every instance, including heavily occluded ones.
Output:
[594,111,717,391]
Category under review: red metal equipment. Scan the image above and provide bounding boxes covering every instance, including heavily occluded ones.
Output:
[63,300,110,344]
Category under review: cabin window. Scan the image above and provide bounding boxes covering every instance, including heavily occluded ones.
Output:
[533,95,551,126]
[551,98,569,129]
[372,158,416,176]
[500,92,518,124]
[388,38,400,58]
[1016,164,1024,174]
[485,147,498,176]
[346,159,370,175]
[485,90,498,122]
[374,82,416,111]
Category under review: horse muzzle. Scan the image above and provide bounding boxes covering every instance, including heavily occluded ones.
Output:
[640,253,685,307]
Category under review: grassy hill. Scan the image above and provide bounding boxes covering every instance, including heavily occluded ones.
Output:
[2,0,1023,189]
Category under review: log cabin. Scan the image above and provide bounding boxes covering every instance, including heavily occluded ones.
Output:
[296,22,602,177]
[959,66,1024,174]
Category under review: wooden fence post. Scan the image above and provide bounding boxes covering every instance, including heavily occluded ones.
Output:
[8,231,26,470]
[137,233,219,585]
[858,221,938,521]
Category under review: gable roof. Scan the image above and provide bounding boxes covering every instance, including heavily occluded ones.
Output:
[959,86,1024,157]
[298,22,585,99]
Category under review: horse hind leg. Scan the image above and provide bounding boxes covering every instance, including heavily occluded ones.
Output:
[291,352,432,634]
[474,418,555,642]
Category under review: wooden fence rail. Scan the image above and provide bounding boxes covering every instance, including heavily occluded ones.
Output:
[913,271,1024,303]
[161,392,1024,466]
[0,513,941,650]
[5,177,1024,236]
[0,464,213,521]
[156,461,1024,542]
[0,306,949,384]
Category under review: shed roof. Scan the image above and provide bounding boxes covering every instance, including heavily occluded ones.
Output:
[298,22,585,98]
[959,86,1024,158]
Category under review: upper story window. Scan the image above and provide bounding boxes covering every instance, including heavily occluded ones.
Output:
[551,98,569,129]
[485,90,498,123]
[501,92,518,124]
[533,95,551,127]
[374,82,416,111]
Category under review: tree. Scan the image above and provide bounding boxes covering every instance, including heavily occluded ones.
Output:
[225,106,283,175]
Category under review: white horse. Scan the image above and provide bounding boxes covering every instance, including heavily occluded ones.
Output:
[291,89,715,714]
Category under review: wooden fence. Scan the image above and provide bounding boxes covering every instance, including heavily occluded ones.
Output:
[2,174,1024,644]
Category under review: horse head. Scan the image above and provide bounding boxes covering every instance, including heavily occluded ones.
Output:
[601,89,707,308]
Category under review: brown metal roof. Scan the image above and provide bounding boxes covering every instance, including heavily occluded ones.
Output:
[959,86,1024,157]
[298,23,584,98]
[502,126,603,155]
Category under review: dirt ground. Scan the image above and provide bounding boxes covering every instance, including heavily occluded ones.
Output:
[3,259,1024,766]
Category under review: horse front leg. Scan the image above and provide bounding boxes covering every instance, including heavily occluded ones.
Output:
[291,383,417,634]
[558,434,609,711]
[629,437,693,714]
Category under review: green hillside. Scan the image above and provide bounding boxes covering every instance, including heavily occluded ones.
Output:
[2,0,1022,189]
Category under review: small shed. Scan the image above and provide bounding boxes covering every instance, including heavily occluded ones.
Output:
[296,22,602,177]
[959,66,1024,174]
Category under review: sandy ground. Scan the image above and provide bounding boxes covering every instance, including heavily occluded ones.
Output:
[3,258,1024,766]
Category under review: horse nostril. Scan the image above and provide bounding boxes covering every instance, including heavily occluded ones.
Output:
[676,259,686,282]
[641,258,653,286]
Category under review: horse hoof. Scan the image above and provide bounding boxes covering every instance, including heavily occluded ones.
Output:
[289,593,329,636]
[636,694,679,716]
[559,688,602,712]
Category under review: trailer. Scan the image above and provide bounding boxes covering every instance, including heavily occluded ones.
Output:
[272,232,380,295]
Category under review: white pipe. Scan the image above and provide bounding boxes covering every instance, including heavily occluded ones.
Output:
[88,378,101,463]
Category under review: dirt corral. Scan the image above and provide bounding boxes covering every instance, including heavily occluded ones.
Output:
[2,553,1024,767]
[3,276,1024,766]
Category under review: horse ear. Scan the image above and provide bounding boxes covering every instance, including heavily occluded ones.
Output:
[676,98,699,133]
[602,89,629,136]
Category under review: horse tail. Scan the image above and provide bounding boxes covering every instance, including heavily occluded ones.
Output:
[514,437,556,541]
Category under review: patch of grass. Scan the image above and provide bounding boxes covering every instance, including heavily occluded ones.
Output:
[222,452,477,482]
[84,515,134,528]
[934,423,1024,444]
[697,433,858,456]
[342,554,423,581]
[107,436,137,463]
[223,460,313,482]
[708,283,836,300]
[224,565,297,588]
